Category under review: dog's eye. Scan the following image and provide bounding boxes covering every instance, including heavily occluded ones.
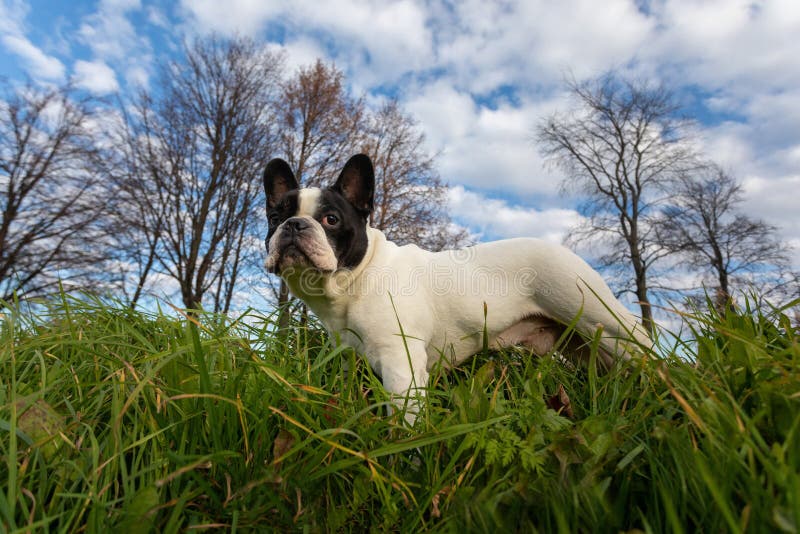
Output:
[323,214,339,226]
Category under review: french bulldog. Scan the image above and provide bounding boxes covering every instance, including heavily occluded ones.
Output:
[264,154,649,422]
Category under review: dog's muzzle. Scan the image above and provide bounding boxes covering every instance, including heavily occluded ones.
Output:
[266,217,338,274]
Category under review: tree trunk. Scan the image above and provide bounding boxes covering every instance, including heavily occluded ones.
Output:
[182,283,202,314]
[635,272,654,336]
[130,240,157,309]
[630,243,655,336]
[715,268,733,316]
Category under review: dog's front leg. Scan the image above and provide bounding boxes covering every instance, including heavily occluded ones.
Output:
[374,339,429,426]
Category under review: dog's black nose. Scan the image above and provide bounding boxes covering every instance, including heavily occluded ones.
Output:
[284,217,310,233]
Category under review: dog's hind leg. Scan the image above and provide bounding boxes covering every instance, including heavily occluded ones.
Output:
[492,314,616,370]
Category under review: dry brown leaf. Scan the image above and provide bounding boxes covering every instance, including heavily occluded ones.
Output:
[272,429,295,462]
[546,384,574,419]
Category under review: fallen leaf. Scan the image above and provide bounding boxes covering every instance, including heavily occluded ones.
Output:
[272,429,295,462]
[546,384,574,418]
[431,486,452,519]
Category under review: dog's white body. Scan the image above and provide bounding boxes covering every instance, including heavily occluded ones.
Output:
[264,155,648,423]
[284,224,647,406]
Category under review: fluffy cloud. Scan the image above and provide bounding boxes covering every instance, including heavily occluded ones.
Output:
[298,0,432,85]
[405,81,567,199]
[644,2,800,247]
[180,0,432,86]
[447,186,581,243]
[178,0,282,37]
[76,0,153,90]
[0,1,65,81]
[73,60,119,94]
[699,120,800,245]
[647,0,800,93]
[432,0,653,94]
[78,0,143,60]
[741,174,800,230]
[266,37,328,75]
[1,34,65,80]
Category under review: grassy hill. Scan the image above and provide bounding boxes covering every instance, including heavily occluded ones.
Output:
[1,294,798,532]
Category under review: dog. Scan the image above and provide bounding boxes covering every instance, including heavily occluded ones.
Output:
[264,154,649,423]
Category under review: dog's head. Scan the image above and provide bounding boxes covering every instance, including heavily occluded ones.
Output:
[263,154,375,276]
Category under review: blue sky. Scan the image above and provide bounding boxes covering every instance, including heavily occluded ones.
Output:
[2,0,799,262]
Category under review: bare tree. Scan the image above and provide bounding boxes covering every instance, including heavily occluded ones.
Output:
[361,100,468,251]
[111,37,282,311]
[99,102,165,308]
[536,74,699,334]
[656,165,795,312]
[277,60,364,188]
[0,82,109,302]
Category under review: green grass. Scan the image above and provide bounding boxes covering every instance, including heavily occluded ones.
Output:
[1,293,799,533]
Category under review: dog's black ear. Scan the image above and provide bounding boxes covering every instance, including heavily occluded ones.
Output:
[331,154,374,217]
[264,158,299,210]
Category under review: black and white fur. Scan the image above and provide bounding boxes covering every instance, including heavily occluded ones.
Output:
[264,154,649,423]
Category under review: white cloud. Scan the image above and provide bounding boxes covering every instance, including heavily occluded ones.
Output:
[0,1,65,81]
[76,0,153,90]
[178,0,282,36]
[647,0,800,93]
[102,0,141,10]
[406,80,567,198]
[73,60,119,94]
[125,65,149,88]
[699,121,754,173]
[266,38,328,74]
[297,0,433,85]
[787,239,800,269]
[698,122,800,246]
[447,186,581,243]
[146,5,169,29]
[1,34,66,80]
[78,6,139,61]
[741,174,800,228]
[404,81,475,146]
[0,0,27,34]
[432,0,653,95]
[180,0,433,86]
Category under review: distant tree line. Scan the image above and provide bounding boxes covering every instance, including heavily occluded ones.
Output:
[537,74,798,330]
[0,37,465,311]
